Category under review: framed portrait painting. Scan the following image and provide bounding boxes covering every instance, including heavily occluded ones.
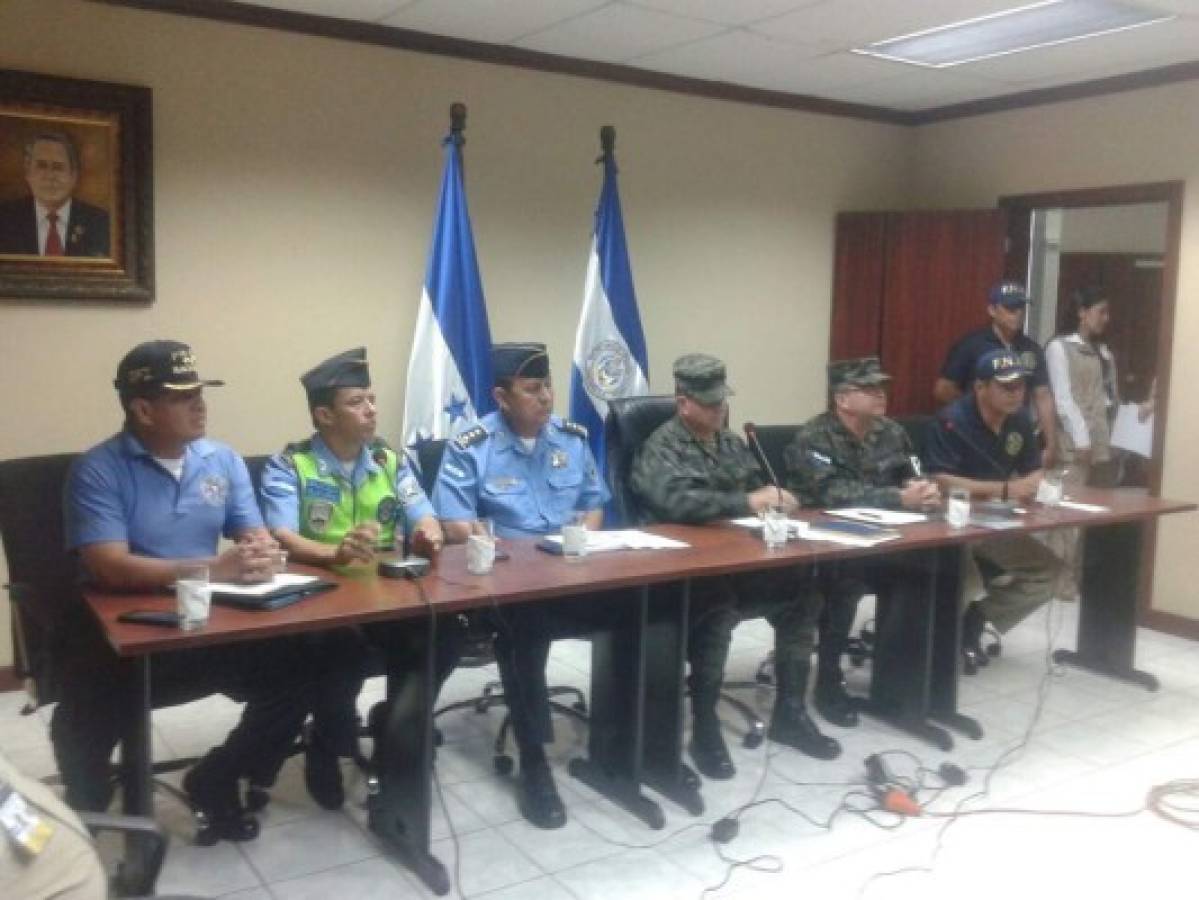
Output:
[0,68,153,302]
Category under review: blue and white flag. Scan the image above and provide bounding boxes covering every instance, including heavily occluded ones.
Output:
[569,139,649,485]
[402,129,495,453]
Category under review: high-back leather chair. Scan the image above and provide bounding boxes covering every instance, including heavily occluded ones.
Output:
[604,395,678,525]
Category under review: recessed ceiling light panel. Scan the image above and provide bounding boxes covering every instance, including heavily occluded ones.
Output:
[853,0,1175,68]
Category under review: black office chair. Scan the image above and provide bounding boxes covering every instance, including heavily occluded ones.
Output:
[605,396,768,747]
[0,453,202,897]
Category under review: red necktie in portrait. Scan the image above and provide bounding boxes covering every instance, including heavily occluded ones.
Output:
[45,212,64,256]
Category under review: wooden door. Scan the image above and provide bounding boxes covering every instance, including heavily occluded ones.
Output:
[831,209,1008,416]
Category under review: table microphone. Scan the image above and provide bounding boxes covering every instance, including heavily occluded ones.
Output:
[743,422,782,490]
[940,418,1015,482]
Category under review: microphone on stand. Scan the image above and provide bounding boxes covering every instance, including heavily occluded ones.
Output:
[743,422,782,490]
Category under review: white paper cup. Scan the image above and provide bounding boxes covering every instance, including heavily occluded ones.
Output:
[946,489,971,529]
[176,563,211,630]
[466,534,496,575]
[762,508,789,549]
[562,523,588,558]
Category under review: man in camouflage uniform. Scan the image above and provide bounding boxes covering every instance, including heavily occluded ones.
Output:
[785,357,940,725]
[630,354,840,781]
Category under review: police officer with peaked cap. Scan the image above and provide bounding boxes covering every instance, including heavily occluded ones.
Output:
[256,347,446,810]
[433,342,609,829]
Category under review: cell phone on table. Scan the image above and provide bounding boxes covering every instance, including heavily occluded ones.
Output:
[494,548,510,561]
[117,610,183,628]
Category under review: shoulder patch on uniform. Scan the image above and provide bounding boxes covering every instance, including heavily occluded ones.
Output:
[454,425,489,450]
[559,420,588,440]
[280,439,311,467]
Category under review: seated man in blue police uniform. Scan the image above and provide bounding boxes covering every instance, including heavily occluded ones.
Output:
[925,349,1063,673]
[433,343,607,830]
[258,347,445,810]
[58,341,312,844]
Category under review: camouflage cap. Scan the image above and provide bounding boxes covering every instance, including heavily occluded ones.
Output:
[673,353,733,405]
[828,356,892,392]
[974,348,1032,383]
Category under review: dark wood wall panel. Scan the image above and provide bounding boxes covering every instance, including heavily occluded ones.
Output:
[878,210,1007,415]
[830,213,887,361]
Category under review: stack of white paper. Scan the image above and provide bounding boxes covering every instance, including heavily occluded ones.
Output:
[542,530,690,552]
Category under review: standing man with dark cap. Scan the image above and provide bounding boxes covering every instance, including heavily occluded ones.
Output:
[58,340,312,843]
[785,357,941,726]
[934,281,1059,469]
[433,343,607,829]
[926,349,1062,672]
[630,354,841,781]
[258,347,445,809]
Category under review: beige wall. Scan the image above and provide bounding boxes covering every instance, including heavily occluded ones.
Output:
[913,82,1199,621]
[0,0,914,666]
[1060,203,1169,254]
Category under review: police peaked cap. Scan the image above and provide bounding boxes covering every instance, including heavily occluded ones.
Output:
[492,343,549,380]
[301,347,371,397]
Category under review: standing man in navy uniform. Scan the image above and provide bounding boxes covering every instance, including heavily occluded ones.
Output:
[258,348,445,810]
[433,343,607,829]
[926,349,1062,672]
[59,341,311,844]
[934,281,1059,468]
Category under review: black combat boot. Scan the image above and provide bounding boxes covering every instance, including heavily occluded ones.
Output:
[304,734,345,811]
[183,748,260,845]
[769,658,841,760]
[689,687,735,780]
[813,641,860,728]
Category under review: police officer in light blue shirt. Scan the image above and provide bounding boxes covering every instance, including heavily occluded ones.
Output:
[254,347,445,812]
[433,342,607,830]
[57,340,312,846]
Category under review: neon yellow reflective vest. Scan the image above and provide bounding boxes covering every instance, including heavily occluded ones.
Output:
[288,440,400,547]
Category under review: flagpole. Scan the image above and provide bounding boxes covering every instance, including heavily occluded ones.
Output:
[598,124,615,162]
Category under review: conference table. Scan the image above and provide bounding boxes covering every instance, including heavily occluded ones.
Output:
[83,487,1193,894]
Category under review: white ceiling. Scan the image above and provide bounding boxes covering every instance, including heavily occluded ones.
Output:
[234,0,1199,112]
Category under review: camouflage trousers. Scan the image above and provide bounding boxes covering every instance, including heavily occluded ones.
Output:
[687,565,823,696]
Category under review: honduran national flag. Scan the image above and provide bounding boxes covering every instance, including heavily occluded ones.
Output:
[402,120,495,455]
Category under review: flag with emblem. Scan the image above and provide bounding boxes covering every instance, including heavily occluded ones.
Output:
[569,127,649,498]
[402,108,495,456]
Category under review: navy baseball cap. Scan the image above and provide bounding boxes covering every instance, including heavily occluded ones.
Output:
[988,281,1030,308]
[974,349,1032,383]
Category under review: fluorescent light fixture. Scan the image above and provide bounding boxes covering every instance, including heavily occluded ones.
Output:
[853,0,1175,68]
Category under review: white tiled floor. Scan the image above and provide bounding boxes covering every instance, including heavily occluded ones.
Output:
[3,599,1198,900]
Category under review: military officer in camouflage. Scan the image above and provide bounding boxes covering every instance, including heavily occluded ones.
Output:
[434,343,608,829]
[259,347,445,809]
[630,354,840,780]
[785,357,940,725]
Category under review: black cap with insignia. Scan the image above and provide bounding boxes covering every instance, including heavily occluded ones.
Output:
[114,340,224,399]
[301,347,371,399]
[492,342,549,381]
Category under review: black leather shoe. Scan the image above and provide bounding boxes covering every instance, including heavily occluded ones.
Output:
[184,763,260,845]
[689,716,736,780]
[304,741,345,811]
[814,676,860,728]
[962,602,989,674]
[516,763,566,829]
[769,703,842,760]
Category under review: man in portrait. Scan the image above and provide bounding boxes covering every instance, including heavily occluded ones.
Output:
[0,129,111,257]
